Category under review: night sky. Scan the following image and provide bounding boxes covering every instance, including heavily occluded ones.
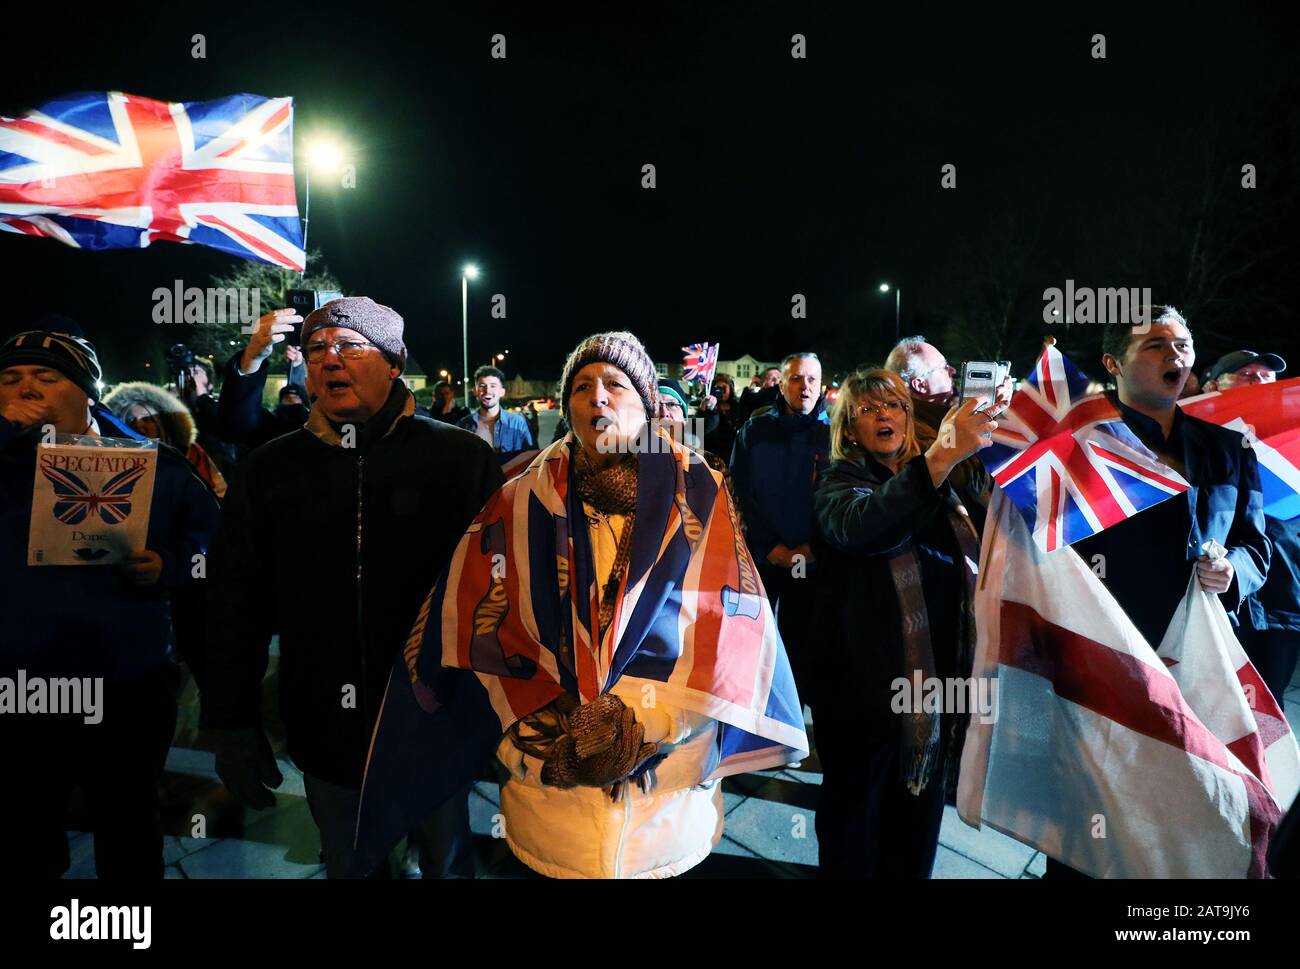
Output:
[1,2,1296,386]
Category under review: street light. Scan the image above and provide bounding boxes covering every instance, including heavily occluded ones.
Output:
[879,282,901,343]
[461,264,480,408]
[300,136,350,278]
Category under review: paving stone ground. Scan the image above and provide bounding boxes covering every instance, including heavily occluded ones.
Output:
[59,670,1300,879]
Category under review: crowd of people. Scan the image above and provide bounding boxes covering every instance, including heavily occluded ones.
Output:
[1,298,1295,879]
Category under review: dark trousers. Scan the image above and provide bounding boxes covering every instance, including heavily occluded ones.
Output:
[1238,626,1300,707]
[303,774,475,878]
[759,562,819,712]
[0,663,180,879]
[815,732,947,878]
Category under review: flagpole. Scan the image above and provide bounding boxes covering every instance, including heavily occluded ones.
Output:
[300,165,311,279]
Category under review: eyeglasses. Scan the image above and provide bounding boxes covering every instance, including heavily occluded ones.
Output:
[304,339,377,363]
[857,400,909,418]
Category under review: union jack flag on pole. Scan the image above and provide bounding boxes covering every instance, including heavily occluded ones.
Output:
[0,91,304,270]
[682,342,719,384]
[980,343,1190,553]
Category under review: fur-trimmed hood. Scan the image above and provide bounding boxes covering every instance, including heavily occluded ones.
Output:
[102,381,197,449]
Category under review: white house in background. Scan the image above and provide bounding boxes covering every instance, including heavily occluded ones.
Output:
[716,353,779,383]
[658,353,779,387]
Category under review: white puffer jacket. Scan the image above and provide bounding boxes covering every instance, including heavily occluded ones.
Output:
[495,505,725,878]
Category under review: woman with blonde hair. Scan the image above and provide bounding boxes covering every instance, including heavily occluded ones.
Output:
[812,368,998,877]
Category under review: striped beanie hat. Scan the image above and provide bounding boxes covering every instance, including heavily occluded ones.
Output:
[0,330,102,400]
[559,331,658,420]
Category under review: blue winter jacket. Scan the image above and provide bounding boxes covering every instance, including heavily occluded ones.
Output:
[0,412,220,680]
[729,395,832,563]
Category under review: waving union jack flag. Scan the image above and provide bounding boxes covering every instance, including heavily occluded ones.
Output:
[1180,378,1300,521]
[981,344,1190,553]
[41,464,147,526]
[0,91,304,270]
[682,342,719,384]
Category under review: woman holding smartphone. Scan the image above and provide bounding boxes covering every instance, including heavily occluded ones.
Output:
[812,368,997,878]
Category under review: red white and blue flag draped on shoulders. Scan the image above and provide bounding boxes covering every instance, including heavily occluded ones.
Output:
[960,343,1300,877]
[351,430,807,874]
[0,91,304,271]
[682,342,719,385]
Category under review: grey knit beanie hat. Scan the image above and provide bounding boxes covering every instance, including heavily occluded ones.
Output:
[301,296,407,372]
[560,331,657,420]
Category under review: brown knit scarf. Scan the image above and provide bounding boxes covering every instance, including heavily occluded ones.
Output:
[505,445,658,798]
[574,446,638,638]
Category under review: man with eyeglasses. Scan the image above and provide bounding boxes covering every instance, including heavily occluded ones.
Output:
[201,296,504,878]
[885,335,1008,505]
[1203,349,1297,707]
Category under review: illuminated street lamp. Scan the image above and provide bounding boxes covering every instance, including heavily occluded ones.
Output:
[879,282,901,343]
[300,136,350,277]
[461,264,480,408]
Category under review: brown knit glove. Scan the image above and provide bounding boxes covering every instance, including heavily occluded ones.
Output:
[540,693,660,790]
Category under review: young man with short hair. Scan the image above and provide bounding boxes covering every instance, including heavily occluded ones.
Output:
[1047,307,1271,880]
[458,365,534,462]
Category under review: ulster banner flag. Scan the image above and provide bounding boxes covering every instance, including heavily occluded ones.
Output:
[958,491,1300,877]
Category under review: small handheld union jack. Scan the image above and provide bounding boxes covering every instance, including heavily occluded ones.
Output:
[682,343,719,385]
[980,344,1190,552]
[41,464,147,526]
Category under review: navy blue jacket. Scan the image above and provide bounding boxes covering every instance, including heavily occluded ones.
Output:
[1074,400,1270,645]
[217,352,308,455]
[0,414,220,680]
[729,395,831,563]
[1247,515,1300,632]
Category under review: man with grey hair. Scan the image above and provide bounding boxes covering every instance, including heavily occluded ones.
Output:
[202,297,504,878]
[885,336,995,502]
[730,352,831,711]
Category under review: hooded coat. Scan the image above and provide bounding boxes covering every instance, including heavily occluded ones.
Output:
[104,382,227,498]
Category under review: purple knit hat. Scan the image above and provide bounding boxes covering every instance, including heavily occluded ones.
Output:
[301,296,407,372]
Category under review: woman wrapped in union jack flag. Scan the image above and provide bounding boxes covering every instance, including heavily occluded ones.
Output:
[358,331,808,878]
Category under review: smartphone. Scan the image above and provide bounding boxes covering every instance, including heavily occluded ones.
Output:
[959,361,1000,411]
[282,290,316,347]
